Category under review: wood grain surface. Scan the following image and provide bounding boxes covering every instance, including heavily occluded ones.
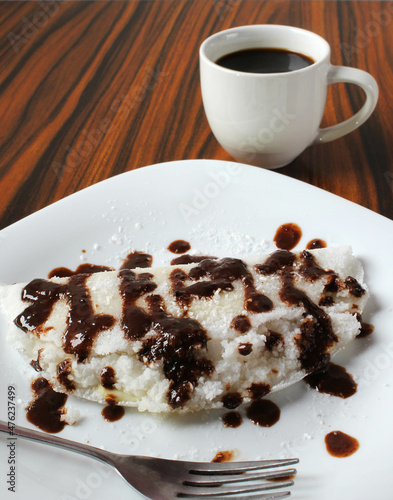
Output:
[0,0,392,230]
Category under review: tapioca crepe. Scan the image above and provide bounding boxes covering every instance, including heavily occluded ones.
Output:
[0,247,368,413]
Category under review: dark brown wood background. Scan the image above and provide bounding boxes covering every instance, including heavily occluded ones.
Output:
[1,0,392,230]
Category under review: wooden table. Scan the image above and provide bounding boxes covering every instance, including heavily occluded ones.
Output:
[1,0,392,230]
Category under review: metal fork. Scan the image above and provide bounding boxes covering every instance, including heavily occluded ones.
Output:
[0,420,298,499]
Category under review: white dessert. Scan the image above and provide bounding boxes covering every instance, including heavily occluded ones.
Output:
[0,246,368,413]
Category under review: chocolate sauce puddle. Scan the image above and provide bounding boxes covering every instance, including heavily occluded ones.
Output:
[222,392,243,409]
[306,239,327,250]
[222,411,243,428]
[325,430,359,457]
[26,378,68,433]
[102,395,125,422]
[304,362,357,398]
[274,223,302,250]
[168,240,191,254]
[246,400,280,427]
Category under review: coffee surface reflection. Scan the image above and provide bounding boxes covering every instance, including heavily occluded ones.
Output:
[216,48,315,74]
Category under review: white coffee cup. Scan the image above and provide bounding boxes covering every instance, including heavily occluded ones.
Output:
[199,25,379,169]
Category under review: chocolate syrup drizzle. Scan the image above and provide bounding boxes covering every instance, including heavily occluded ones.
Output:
[256,250,364,374]
[15,247,365,411]
[138,295,214,409]
[170,255,216,265]
[118,268,214,408]
[48,264,114,279]
[265,330,284,352]
[15,275,115,362]
[56,359,76,392]
[30,348,43,372]
[180,258,273,313]
[101,366,117,390]
[120,251,153,270]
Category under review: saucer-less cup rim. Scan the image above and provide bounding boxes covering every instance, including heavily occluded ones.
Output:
[200,24,330,78]
[200,24,379,152]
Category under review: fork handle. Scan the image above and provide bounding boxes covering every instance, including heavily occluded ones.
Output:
[0,419,115,466]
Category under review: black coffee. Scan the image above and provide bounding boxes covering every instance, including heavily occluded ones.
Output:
[215,48,315,74]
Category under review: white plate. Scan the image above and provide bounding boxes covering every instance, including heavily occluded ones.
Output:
[1,159,392,500]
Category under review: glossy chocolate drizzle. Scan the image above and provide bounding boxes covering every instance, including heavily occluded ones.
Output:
[118,268,214,408]
[120,251,153,270]
[182,258,274,313]
[15,275,115,362]
[48,263,114,279]
[15,248,364,410]
[256,250,364,374]
[101,366,117,390]
[57,359,76,392]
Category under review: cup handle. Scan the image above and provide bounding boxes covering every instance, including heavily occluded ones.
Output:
[313,65,379,144]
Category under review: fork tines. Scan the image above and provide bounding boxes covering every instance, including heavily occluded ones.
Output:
[188,458,299,475]
[177,458,298,498]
